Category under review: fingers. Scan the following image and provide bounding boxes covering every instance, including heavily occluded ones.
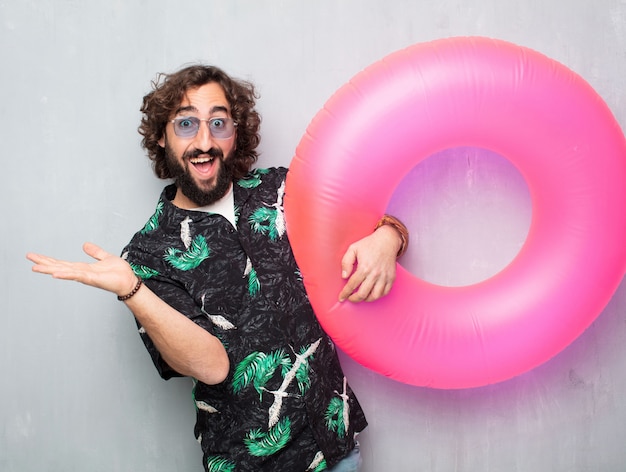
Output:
[338,246,358,301]
[362,278,393,302]
[344,273,393,303]
[26,252,79,280]
[27,252,61,273]
[340,246,357,280]
[344,274,370,302]
[26,244,134,295]
[27,247,98,281]
[338,231,399,302]
[339,265,396,303]
[26,252,46,266]
[27,243,108,276]
[338,273,361,302]
[338,245,384,302]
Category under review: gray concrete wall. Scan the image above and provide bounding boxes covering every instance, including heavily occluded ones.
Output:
[2,1,625,470]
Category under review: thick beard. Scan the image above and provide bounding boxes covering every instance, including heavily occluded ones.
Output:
[165,144,235,207]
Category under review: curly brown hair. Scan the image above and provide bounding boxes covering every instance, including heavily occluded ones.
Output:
[138,64,261,180]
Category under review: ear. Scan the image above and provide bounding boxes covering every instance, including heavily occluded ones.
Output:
[158,134,165,148]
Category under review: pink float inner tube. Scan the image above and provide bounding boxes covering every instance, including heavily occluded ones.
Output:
[284,36,626,389]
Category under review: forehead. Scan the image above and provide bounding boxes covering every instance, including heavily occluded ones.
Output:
[176,82,230,115]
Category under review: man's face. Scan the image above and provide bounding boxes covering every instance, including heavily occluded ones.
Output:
[158,82,237,209]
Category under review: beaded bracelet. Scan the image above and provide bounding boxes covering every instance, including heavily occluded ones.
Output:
[117,277,143,301]
[375,214,409,258]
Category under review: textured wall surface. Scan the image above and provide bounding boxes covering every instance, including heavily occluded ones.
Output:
[2,1,625,471]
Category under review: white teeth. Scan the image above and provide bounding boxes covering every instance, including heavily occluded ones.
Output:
[190,156,214,164]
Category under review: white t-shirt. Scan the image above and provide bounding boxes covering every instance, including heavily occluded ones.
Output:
[191,184,237,228]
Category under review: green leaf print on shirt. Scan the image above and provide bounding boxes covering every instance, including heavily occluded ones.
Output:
[243,416,292,457]
[164,234,210,271]
[232,349,292,399]
[243,257,261,297]
[249,207,282,241]
[248,178,286,241]
[206,456,235,472]
[129,263,160,280]
[140,201,164,234]
[247,266,260,296]
[237,167,270,189]
[295,344,314,394]
[325,397,347,438]
[324,377,350,438]
[308,452,328,472]
[234,340,321,432]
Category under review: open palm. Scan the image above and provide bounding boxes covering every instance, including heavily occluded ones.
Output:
[27,242,137,297]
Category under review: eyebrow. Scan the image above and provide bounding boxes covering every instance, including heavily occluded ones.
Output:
[174,105,230,116]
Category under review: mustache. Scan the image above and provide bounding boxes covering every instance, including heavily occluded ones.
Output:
[184,148,224,160]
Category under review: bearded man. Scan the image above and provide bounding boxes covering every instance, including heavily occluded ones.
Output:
[28,65,408,472]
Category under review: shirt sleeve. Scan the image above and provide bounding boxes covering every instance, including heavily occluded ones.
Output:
[123,244,217,380]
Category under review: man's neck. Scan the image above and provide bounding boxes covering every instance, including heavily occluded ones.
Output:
[171,183,234,210]
[191,184,237,228]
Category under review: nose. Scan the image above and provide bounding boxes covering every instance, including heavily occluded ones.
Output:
[193,120,215,149]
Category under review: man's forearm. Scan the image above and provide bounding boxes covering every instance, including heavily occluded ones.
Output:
[124,285,230,385]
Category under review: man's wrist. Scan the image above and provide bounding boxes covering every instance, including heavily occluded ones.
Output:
[374,214,409,257]
[117,277,143,301]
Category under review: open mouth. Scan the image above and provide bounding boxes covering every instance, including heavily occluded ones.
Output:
[190,155,216,173]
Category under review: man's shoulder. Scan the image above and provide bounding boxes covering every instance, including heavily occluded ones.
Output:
[235,166,288,190]
[244,166,288,179]
[122,186,174,255]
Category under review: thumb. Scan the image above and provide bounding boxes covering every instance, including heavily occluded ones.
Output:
[83,242,111,261]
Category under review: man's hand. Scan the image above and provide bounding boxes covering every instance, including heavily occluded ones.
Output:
[26,242,138,298]
[338,224,403,303]
[27,243,230,384]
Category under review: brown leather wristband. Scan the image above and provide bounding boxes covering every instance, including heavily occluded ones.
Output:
[375,214,409,258]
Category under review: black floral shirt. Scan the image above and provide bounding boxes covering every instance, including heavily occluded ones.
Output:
[122,167,367,472]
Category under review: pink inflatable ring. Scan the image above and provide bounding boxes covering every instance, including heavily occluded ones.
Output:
[284,37,626,389]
